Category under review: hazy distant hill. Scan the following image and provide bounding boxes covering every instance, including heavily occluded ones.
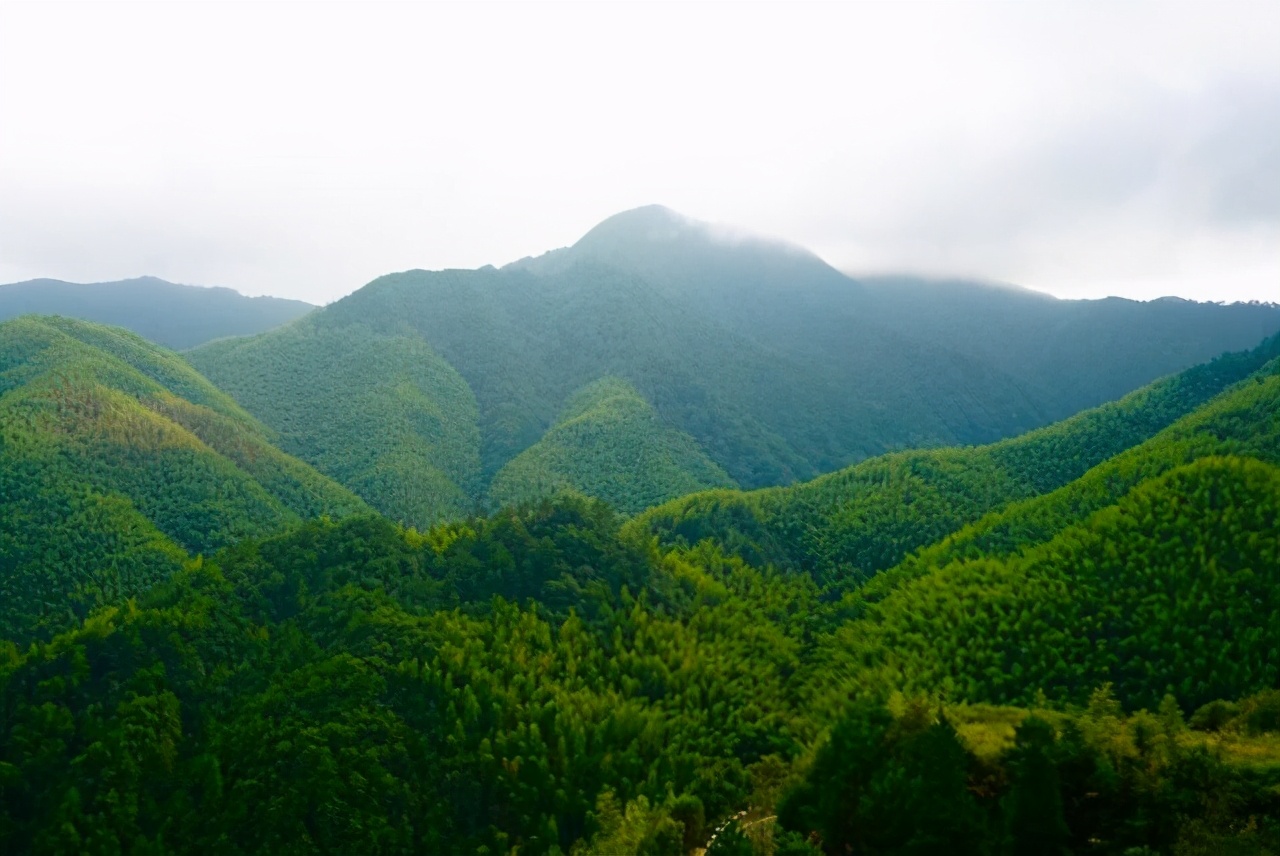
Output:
[0,276,315,349]
[190,206,1280,524]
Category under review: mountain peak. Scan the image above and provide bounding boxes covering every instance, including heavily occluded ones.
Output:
[573,205,697,250]
[570,204,829,265]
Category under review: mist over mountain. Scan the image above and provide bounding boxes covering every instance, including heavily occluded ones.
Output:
[187,205,1280,526]
[0,277,315,349]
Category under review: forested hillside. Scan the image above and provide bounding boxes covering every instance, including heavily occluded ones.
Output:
[808,456,1280,714]
[0,277,314,349]
[636,331,1280,584]
[2,335,1280,853]
[188,206,1280,525]
[0,317,367,639]
[488,377,736,514]
[189,311,484,523]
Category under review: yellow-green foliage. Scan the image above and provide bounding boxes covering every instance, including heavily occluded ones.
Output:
[0,316,367,639]
[810,456,1280,714]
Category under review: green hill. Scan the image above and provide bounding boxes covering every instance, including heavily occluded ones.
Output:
[188,207,1280,525]
[488,377,735,513]
[861,341,1280,602]
[634,331,1280,585]
[0,277,315,349]
[810,455,1280,715]
[188,313,482,525]
[0,316,367,638]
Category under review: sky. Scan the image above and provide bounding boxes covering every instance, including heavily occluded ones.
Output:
[1,1,1277,305]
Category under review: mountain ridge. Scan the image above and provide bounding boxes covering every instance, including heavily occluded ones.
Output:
[0,276,315,349]
[187,207,1280,524]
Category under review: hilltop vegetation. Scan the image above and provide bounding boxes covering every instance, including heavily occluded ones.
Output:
[489,377,736,514]
[189,206,1280,524]
[0,317,367,638]
[0,277,314,349]
[3,332,1280,852]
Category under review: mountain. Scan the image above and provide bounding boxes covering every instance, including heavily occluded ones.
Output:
[0,277,315,349]
[188,206,1280,525]
[0,316,367,638]
[488,377,735,514]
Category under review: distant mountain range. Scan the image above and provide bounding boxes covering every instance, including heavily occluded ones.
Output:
[0,276,315,349]
[186,205,1280,525]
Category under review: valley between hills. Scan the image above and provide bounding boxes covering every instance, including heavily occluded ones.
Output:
[2,206,1280,854]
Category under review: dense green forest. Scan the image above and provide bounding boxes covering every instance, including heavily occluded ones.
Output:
[2,497,1278,854]
[3,314,1280,852]
[0,317,367,639]
[0,277,314,349]
[188,206,1280,525]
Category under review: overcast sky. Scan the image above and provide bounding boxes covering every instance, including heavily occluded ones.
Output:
[2,1,1277,304]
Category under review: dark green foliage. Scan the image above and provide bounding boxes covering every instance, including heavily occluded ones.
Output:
[0,498,826,854]
[777,703,987,855]
[776,700,1280,856]
[0,277,314,349]
[1003,717,1068,856]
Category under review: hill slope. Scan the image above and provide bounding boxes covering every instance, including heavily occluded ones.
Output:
[0,277,314,349]
[634,332,1280,584]
[188,313,482,525]
[810,456,1280,714]
[0,316,367,637]
[488,377,735,513]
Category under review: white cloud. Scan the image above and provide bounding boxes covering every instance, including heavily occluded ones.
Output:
[1,1,1276,303]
